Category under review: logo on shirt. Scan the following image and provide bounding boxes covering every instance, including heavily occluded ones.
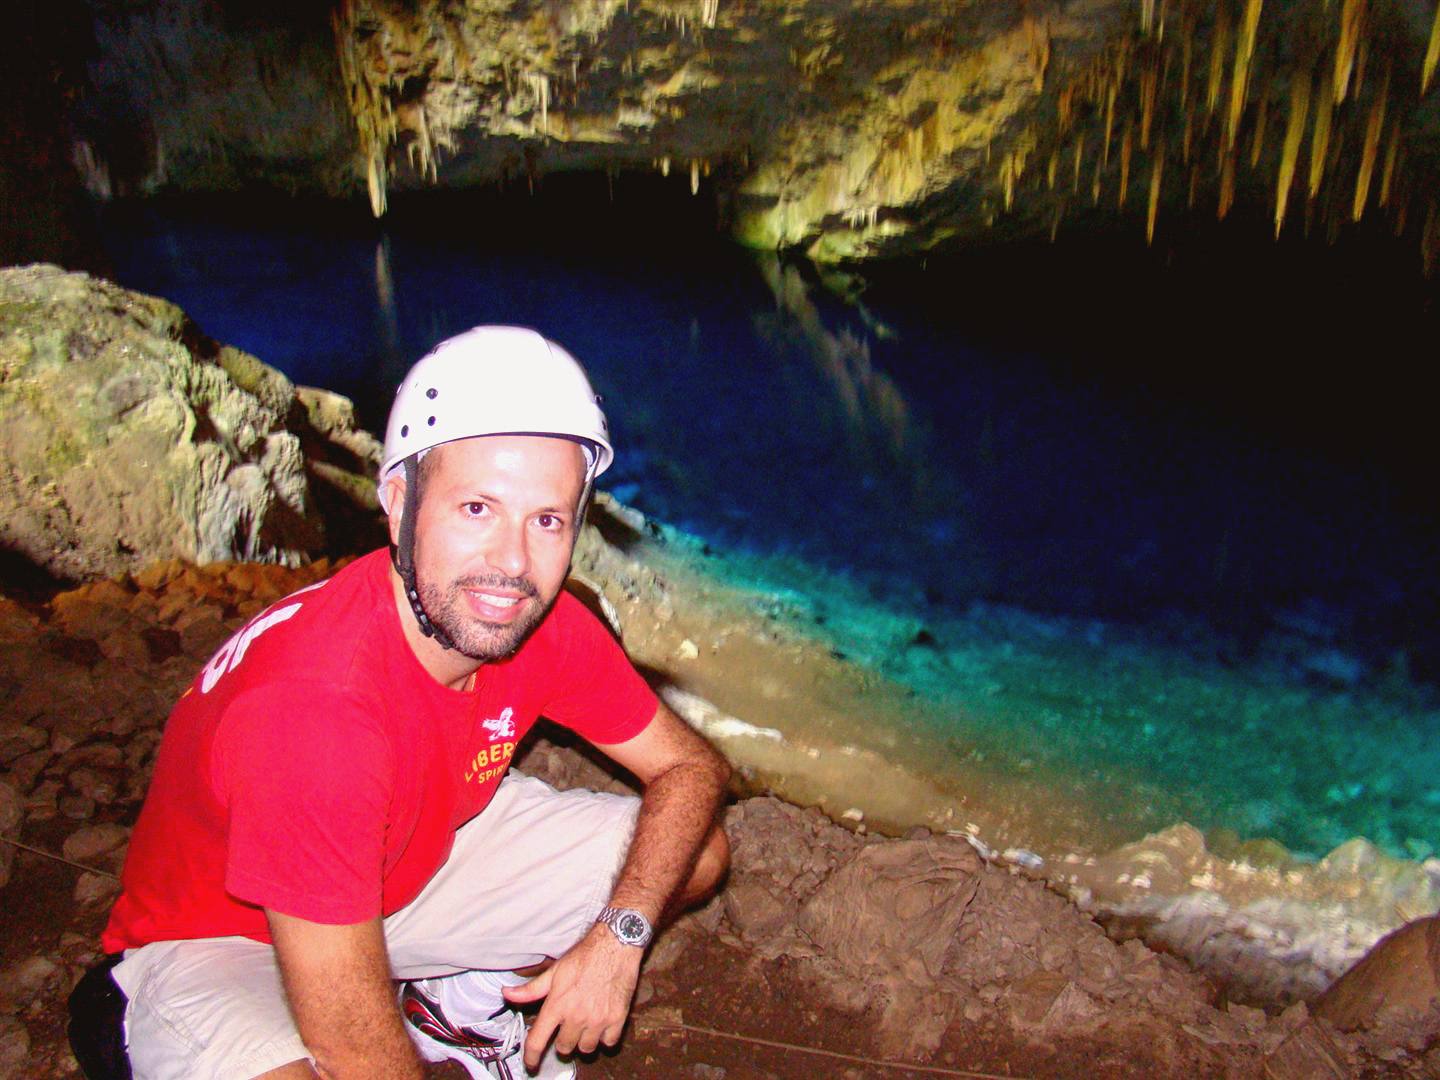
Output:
[199,580,329,694]
[465,706,519,786]
[483,707,516,739]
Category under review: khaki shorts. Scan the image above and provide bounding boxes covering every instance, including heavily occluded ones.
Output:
[113,773,639,1080]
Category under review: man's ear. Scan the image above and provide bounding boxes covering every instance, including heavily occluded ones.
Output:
[384,473,408,546]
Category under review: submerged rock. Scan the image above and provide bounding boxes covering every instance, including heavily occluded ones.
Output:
[1053,823,1440,1006]
[0,265,384,584]
[1315,915,1440,1032]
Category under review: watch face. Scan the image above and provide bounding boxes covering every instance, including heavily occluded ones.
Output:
[618,913,646,941]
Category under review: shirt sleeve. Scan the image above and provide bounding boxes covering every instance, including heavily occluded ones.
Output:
[539,595,658,744]
[212,682,394,925]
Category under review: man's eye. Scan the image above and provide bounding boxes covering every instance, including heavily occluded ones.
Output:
[464,502,486,516]
[536,514,562,530]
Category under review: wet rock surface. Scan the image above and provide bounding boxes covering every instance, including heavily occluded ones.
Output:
[2,551,1437,1077]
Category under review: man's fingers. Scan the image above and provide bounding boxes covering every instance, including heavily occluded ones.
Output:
[528,1005,623,1066]
[524,1003,561,1071]
[503,968,552,1005]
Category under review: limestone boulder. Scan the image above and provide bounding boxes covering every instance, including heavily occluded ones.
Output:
[0,265,385,583]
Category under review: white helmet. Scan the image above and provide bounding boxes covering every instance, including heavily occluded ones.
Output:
[378,325,612,512]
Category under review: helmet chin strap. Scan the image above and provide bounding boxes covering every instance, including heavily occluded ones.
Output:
[390,455,459,652]
[390,442,598,653]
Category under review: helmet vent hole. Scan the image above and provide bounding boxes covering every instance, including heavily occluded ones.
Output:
[427,416,436,426]
[400,424,410,437]
[426,388,438,399]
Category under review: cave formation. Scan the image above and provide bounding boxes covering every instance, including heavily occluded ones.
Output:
[9,0,1436,277]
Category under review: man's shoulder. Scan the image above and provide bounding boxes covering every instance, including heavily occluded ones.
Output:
[195,549,399,702]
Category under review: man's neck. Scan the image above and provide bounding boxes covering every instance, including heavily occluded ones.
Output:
[388,564,483,691]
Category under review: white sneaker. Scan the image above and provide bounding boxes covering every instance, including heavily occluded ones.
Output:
[400,980,575,1079]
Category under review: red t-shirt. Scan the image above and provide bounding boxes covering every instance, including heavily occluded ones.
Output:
[103,549,656,952]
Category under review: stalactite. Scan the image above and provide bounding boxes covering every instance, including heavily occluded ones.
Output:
[1240,0,1263,64]
[1141,58,1159,148]
[1147,142,1165,244]
[525,73,551,134]
[701,0,719,28]
[1047,151,1058,190]
[691,159,700,195]
[1379,121,1400,205]
[1182,105,1194,163]
[1188,162,1200,207]
[1308,72,1335,200]
[1072,136,1085,193]
[1335,0,1367,104]
[1104,82,1117,165]
[1425,0,1440,96]
[1206,3,1231,118]
[416,103,436,181]
[1119,126,1134,206]
[1180,16,1194,110]
[1026,16,1051,91]
[1142,0,1156,35]
[1352,71,1387,220]
[1051,200,1065,242]
[1393,182,1409,234]
[1249,86,1269,167]
[366,153,386,218]
[1218,148,1237,219]
[1276,72,1310,236]
[1228,0,1263,147]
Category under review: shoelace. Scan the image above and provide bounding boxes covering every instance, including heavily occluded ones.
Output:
[403,987,527,1073]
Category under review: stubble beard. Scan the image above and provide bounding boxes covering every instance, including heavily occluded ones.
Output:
[418,572,556,661]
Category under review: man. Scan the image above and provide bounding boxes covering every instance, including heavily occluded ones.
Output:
[73,326,732,1079]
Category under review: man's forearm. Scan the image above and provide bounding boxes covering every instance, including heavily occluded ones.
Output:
[607,746,730,922]
[504,730,729,1069]
[268,910,422,1080]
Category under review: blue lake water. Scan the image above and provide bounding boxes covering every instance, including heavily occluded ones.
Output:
[94,184,1440,860]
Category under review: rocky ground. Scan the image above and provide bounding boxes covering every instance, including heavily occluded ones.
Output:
[3,548,1439,1079]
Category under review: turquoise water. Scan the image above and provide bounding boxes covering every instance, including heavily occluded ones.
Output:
[95,185,1440,861]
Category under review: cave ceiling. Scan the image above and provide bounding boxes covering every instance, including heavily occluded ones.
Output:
[75,0,1440,268]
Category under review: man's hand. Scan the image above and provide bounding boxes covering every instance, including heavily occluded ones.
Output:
[502,923,643,1070]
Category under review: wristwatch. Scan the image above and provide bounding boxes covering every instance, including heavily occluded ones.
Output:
[596,906,654,947]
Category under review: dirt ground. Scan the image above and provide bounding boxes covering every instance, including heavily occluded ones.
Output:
[0,850,1288,1080]
[3,543,1437,1079]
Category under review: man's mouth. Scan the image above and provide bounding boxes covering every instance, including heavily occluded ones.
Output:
[462,586,535,622]
[471,592,521,609]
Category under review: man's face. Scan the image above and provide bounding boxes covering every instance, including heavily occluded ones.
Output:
[403,435,587,661]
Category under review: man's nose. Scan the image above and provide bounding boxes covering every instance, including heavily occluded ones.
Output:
[485,519,530,580]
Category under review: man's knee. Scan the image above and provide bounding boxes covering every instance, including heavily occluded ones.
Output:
[678,823,730,907]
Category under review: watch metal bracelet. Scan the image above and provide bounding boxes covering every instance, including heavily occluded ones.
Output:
[596,905,653,947]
